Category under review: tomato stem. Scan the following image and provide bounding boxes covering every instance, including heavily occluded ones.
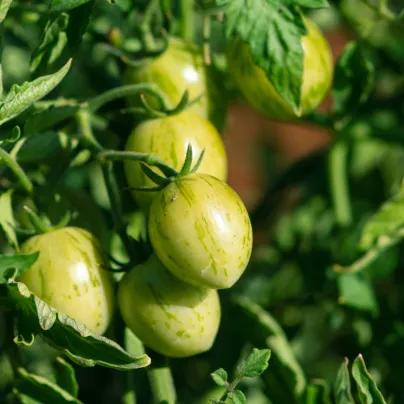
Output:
[180,0,194,42]
[328,137,352,228]
[0,147,33,194]
[23,206,52,234]
[147,354,177,404]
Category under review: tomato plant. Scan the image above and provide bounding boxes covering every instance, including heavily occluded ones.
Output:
[118,254,221,358]
[1,0,404,403]
[124,109,227,210]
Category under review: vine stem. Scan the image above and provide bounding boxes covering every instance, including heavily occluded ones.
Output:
[97,150,178,178]
[148,355,177,404]
[203,15,212,65]
[0,147,33,194]
[328,138,352,228]
[87,84,172,113]
[140,0,161,50]
[180,0,194,42]
[219,376,242,402]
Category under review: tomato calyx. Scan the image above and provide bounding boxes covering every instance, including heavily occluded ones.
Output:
[128,144,205,193]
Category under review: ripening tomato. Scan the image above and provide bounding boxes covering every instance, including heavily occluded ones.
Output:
[148,174,253,289]
[118,254,221,358]
[123,37,227,129]
[124,109,228,210]
[18,227,114,335]
[228,18,333,119]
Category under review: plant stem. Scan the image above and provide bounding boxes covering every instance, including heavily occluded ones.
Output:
[148,355,177,404]
[97,150,178,178]
[328,138,352,228]
[0,147,33,194]
[87,84,171,113]
[23,206,52,234]
[219,376,242,403]
[140,0,161,50]
[76,109,103,152]
[101,162,135,260]
[180,0,194,42]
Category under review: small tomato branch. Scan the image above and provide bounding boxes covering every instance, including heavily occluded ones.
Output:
[0,147,33,194]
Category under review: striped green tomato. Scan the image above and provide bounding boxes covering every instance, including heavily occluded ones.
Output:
[18,227,114,335]
[123,37,226,129]
[148,174,253,289]
[118,254,221,358]
[228,18,333,119]
[124,109,227,211]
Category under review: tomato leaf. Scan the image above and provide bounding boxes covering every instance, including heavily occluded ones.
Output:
[334,358,355,404]
[55,357,79,398]
[236,348,271,378]
[305,380,332,404]
[211,368,228,387]
[50,0,92,12]
[284,0,329,7]
[15,367,82,404]
[0,252,39,284]
[332,41,375,121]
[222,0,307,112]
[228,389,246,404]
[234,296,307,402]
[337,273,378,314]
[7,280,151,371]
[360,185,404,250]
[0,0,12,23]
[24,104,79,135]
[30,14,69,74]
[0,60,71,126]
[352,355,387,404]
[0,189,18,248]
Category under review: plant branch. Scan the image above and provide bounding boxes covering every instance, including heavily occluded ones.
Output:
[97,150,178,178]
[328,137,352,228]
[148,354,177,404]
[87,84,172,113]
[0,147,33,194]
[180,0,194,42]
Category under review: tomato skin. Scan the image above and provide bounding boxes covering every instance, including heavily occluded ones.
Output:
[228,18,333,119]
[124,109,228,210]
[148,174,252,289]
[118,254,221,358]
[123,37,227,129]
[18,227,114,335]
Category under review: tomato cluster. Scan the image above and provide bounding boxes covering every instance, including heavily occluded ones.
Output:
[17,25,332,358]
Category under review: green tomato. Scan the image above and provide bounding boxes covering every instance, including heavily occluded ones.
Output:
[124,109,228,210]
[228,18,333,119]
[149,174,252,289]
[118,254,221,358]
[18,227,114,335]
[123,37,227,129]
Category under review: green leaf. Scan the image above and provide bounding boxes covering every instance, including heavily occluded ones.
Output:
[50,0,92,12]
[234,296,307,401]
[334,358,354,404]
[30,14,69,74]
[0,252,39,283]
[211,368,228,387]
[0,189,18,248]
[0,0,12,22]
[16,367,82,404]
[224,0,306,111]
[337,273,378,314]
[284,0,329,7]
[24,105,79,135]
[352,355,387,404]
[228,390,246,404]
[0,59,72,126]
[305,380,332,404]
[236,348,271,378]
[332,41,375,119]
[7,280,151,370]
[360,186,404,250]
[55,357,79,398]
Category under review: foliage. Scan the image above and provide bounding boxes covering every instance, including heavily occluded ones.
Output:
[1,0,404,403]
